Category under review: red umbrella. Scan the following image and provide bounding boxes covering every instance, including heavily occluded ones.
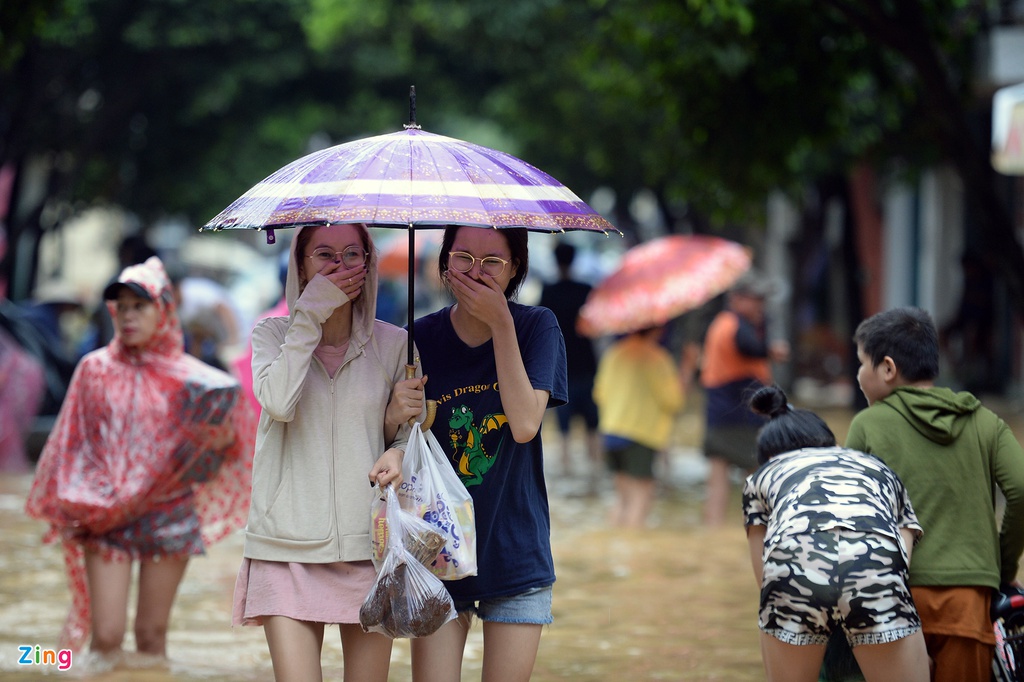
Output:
[577,234,752,338]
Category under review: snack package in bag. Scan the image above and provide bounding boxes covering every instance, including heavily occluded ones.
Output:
[360,485,456,638]
[370,485,447,570]
[397,423,477,580]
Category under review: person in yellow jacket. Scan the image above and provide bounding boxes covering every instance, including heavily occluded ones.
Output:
[593,326,684,528]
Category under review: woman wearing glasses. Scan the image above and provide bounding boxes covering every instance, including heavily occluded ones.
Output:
[394,225,568,682]
[232,223,415,682]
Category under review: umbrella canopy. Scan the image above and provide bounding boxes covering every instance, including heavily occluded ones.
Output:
[202,127,617,235]
[577,234,752,338]
[202,119,619,368]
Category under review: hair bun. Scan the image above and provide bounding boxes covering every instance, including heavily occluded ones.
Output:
[749,385,789,419]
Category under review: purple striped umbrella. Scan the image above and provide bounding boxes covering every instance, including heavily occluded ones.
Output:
[203,127,617,236]
[202,118,619,366]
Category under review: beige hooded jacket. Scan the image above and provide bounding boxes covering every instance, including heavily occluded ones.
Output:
[242,226,412,563]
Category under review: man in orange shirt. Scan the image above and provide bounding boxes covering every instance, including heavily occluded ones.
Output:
[700,274,789,526]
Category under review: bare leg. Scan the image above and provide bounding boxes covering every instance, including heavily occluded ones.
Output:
[852,633,930,682]
[85,551,132,656]
[608,473,629,526]
[480,621,543,682]
[703,457,732,527]
[759,632,826,682]
[410,612,471,682]
[134,556,189,656]
[585,430,604,493]
[559,431,572,476]
[339,623,392,682]
[621,476,656,528]
[264,615,325,682]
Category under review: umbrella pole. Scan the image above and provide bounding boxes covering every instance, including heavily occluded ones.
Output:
[404,224,435,431]
[407,224,415,367]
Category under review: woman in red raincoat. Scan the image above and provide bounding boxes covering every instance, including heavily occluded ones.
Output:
[25,256,256,662]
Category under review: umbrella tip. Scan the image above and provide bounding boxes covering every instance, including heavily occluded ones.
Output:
[404,85,421,130]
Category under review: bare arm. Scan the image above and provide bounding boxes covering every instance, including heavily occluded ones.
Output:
[385,375,427,441]
[447,268,548,442]
[899,527,917,566]
[746,525,767,587]
[368,447,404,489]
[489,312,549,442]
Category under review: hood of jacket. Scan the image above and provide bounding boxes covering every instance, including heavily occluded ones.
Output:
[284,224,379,346]
[880,386,982,445]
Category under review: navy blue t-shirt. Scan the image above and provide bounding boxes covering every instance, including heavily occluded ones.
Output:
[413,303,567,601]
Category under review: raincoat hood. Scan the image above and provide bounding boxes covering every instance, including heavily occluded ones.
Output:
[285,224,379,346]
[880,386,982,445]
[105,256,184,360]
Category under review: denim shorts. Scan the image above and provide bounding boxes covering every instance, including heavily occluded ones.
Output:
[453,585,553,625]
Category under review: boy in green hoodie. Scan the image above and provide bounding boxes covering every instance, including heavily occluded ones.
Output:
[846,306,1024,682]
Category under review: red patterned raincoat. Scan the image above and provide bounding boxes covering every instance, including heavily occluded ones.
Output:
[25,256,257,650]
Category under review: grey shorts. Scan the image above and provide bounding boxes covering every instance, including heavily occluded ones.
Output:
[760,530,920,647]
[605,441,657,479]
[453,585,553,625]
[703,424,759,470]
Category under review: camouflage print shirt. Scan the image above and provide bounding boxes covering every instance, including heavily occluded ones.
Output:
[743,446,922,559]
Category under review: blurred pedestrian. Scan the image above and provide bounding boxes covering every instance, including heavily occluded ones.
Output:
[24,256,256,660]
[391,224,567,682]
[743,384,929,682]
[0,326,45,471]
[593,325,684,528]
[700,273,789,526]
[847,306,1024,682]
[232,223,413,682]
[173,273,244,371]
[538,241,602,483]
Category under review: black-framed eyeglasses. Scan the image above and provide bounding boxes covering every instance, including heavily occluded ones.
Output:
[307,246,368,268]
[448,251,510,277]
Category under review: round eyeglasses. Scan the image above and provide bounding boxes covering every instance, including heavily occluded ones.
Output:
[448,251,510,277]
[307,246,368,268]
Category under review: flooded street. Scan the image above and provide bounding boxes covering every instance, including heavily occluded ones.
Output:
[3,402,1022,680]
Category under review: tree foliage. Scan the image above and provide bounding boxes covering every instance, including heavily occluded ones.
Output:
[2,0,1019,306]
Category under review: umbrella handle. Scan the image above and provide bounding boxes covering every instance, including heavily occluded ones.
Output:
[405,364,436,431]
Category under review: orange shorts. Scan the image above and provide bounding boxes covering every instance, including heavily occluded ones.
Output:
[911,585,994,682]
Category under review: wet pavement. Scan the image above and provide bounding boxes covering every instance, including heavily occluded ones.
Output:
[3,401,1023,680]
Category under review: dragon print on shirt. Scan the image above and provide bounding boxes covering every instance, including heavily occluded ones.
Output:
[445,404,508,487]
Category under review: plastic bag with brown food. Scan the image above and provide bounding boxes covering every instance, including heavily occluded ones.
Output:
[360,485,456,638]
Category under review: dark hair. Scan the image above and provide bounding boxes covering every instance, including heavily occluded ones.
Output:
[553,242,576,268]
[750,385,836,464]
[438,225,529,300]
[853,307,938,382]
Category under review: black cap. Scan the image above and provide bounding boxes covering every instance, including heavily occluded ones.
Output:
[103,281,152,301]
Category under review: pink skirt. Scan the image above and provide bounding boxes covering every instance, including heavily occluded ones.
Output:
[232,557,377,626]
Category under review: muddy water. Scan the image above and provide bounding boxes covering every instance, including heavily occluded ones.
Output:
[9,402,1004,681]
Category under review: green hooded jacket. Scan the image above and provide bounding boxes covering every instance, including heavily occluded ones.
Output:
[846,386,1024,588]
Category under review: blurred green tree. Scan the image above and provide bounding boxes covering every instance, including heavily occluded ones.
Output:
[2,0,1020,311]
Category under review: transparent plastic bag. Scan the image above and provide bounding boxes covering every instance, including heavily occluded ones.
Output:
[371,485,446,570]
[397,423,477,580]
[360,485,456,638]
